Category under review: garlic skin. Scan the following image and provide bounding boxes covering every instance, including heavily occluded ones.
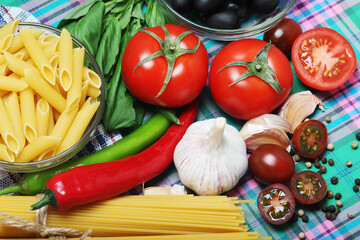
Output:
[173,117,248,196]
[239,114,291,152]
[278,90,324,132]
[143,185,187,195]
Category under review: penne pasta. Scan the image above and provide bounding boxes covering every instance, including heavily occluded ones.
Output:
[3,51,37,76]
[0,35,13,53]
[4,92,25,151]
[80,80,90,107]
[36,98,50,137]
[57,97,99,154]
[87,84,101,98]
[0,76,28,91]
[7,28,45,53]
[38,34,60,45]
[0,18,19,39]
[0,97,20,154]
[20,28,56,85]
[47,105,55,135]
[16,136,61,163]
[0,63,11,76]
[58,29,73,91]
[83,66,101,88]
[24,68,66,113]
[19,87,38,143]
[0,89,9,97]
[0,143,14,162]
[14,47,30,61]
[0,54,5,65]
[37,147,56,161]
[50,106,78,139]
[66,47,84,112]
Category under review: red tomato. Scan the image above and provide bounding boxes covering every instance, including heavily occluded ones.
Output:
[248,144,295,185]
[122,24,208,108]
[257,183,295,225]
[209,39,293,120]
[292,120,328,159]
[290,171,327,205]
[291,27,357,90]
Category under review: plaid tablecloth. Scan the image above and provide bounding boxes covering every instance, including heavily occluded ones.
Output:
[1,0,360,239]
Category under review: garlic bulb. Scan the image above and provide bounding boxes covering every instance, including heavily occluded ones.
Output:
[143,185,187,195]
[278,90,324,132]
[173,117,248,196]
[239,114,291,152]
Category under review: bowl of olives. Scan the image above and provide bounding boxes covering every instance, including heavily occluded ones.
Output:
[157,0,297,41]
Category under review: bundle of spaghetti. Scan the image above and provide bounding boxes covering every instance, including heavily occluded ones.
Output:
[0,195,269,239]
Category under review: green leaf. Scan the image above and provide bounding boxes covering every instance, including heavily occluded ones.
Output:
[132,1,144,20]
[57,0,99,28]
[118,0,135,29]
[74,1,105,56]
[144,0,165,27]
[95,17,122,79]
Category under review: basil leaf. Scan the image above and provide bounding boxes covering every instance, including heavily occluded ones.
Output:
[74,1,105,56]
[57,0,99,28]
[96,17,122,79]
[118,0,135,29]
[144,0,165,27]
[132,1,144,20]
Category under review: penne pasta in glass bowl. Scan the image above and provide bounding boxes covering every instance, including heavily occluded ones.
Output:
[0,20,105,172]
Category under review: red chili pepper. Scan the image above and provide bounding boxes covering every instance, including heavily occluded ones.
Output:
[31,100,198,211]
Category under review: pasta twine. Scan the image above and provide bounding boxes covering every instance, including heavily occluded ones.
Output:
[0,194,92,239]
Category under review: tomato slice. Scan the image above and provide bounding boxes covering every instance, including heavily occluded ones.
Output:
[290,171,327,205]
[292,120,328,159]
[292,27,357,90]
[257,183,295,225]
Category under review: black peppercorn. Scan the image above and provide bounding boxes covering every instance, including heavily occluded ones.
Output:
[353,185,359,193]
[321,204,328,213]
[356,132,360,141]
[355,178,360,186]
[335,193,342,200]
[320,166,327,174]
[328,205,336,213]
[314,162,321,168]
[326,212,332,220]
[328,159,334,166]
[330,176,338,185]
[301,214,309,223]
[290,148,296,156]
[321,157,327,164]
[290,213,298,223]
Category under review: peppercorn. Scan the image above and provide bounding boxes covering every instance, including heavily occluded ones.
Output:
[335,193,342,200]
[325,116,331,123]
[301,214,309,223]
[314,162,321,168]
[351,141,358,149]
[328,205,336,213]
[294,154,302,162]
[319,166,327,174]
[321,157,327,164]
[290,148,296,156]
[327,190,334,199]
[353,185,359,193]
[345,161,352,167]
[326,212,332,220]
[290,213,298,223]
[330,176,338,185]
[321,204,328,213]
[356,132,360,141]
[328,159,334,166]
[327,143,334,151]
[355,178,360,186]
[305,162,312,169]
[336,200,343,208]
[298,232,306,240]
[298,209,305,217]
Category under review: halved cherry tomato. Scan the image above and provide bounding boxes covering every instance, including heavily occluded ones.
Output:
[291,27,357,90]
[257,183,295,225]
[292,120,328,159]
[249,144,295,185]
[290,171,327,205]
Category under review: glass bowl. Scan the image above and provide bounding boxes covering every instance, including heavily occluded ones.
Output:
[0,22,105,173]
[157,0,297,41]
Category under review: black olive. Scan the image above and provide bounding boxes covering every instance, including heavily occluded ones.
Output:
[251,0,280,14]
[194,0,222,15]
[205,10,239,29]
[223,1,251,24]
[171,0,193,14]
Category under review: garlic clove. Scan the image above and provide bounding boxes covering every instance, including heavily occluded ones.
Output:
[143,185,187,195]
[278,90,324,132]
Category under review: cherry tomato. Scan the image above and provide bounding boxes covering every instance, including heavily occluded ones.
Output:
[257,183,295,225]
[249,144,295,185]
[292,120,328,159]
[263,18,302,55]
[122,24,208,108]
[209,39,293,120]
[290,171,327,205]
[291,27,357,90]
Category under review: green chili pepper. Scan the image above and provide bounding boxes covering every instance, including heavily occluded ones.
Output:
[0,113,171,196]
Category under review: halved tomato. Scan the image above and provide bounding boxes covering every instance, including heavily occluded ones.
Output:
[257,183,295,225]
[292,120,328,159]
[292,27,357,90]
